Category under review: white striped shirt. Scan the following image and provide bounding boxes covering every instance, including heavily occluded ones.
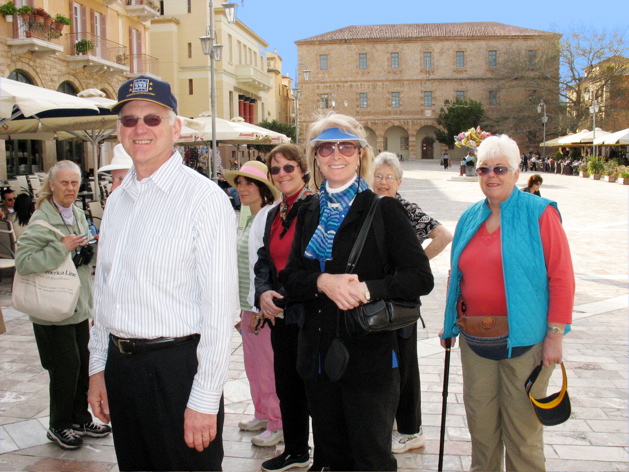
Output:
[88,151,238,414]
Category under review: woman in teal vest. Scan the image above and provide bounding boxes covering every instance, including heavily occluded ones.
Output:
[441,135,574,472]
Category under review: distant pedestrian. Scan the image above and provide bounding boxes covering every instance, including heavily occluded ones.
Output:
[441,151,450,169]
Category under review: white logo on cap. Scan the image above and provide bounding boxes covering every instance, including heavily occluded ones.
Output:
[132,79,150,93]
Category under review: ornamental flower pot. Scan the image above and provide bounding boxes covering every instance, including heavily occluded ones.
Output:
[20,13,30,21]
[604,175,617,183]
[33,14,43,22]
[590,174,601,180]
[44,16,52,26]
[618,177,629,185]
[54,21,64,31]
[579,171,589,178]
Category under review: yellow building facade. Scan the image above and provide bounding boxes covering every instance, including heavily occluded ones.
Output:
[296,22,559,159]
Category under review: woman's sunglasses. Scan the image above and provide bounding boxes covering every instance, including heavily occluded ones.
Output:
[476,166,516,176]
[316,142,358,158]
[269,164,296,175]
[119,115,171,128]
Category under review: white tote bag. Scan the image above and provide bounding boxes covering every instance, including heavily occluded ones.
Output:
[12,220,81,322]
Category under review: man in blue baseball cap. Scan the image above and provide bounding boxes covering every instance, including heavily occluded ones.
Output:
[88,76,238,471]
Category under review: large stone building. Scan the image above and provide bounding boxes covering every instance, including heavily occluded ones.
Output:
[0,0,160,179]
[295,22,559,159]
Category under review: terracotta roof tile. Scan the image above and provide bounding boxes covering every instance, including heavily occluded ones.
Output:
[296,22,554,43]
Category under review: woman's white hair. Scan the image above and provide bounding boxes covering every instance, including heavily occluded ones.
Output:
[476,135,521,169]
[374,152,403,179]
[36,160,81,209]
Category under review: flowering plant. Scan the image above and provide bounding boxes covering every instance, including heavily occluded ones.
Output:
[454,126,492,150]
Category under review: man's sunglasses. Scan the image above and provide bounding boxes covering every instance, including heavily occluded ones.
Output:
[270,164,296,175]
[316,142,358,158]
[476,166,516,176]
[119,115,171,128]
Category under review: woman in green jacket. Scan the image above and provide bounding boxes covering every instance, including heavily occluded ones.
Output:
[15,160,110,450]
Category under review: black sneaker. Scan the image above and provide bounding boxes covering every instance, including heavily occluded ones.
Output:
[72,422,112,438]
[47,428,83,449]
[262,451,311,472]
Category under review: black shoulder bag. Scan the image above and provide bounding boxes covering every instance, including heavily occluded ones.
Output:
[344,196,423,337]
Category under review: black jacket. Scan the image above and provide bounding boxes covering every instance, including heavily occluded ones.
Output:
[253,195,314,324]
[281,189,434,380]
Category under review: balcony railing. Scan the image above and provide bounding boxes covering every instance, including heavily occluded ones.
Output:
[6,15,64,57]
[128,53,159,76]
[65,32,129,74]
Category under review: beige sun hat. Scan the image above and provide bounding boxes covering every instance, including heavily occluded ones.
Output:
[98,144,133,173]
[223,160,281,201]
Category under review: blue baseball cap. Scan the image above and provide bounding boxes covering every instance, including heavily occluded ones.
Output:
[310,127,367,148]
[111,76,177,114]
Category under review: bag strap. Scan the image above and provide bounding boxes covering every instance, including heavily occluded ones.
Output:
[346,195,381,274]
[31,220,66,238]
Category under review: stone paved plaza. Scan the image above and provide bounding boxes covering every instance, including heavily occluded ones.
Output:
[0,159,627,471]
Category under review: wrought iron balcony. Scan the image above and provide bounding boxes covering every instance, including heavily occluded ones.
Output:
[125,0,161,21]
[6,15,63,57]
[66,33,129,75]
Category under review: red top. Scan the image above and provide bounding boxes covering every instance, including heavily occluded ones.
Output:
[459,206,574,324]
[269,190,302,273]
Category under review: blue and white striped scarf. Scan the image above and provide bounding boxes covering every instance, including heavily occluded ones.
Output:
[304,177,369,267]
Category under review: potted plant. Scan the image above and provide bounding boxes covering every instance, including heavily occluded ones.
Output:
[54,13,70,31]
[578,163,589,178]
[75,38,95,55]
[0,1,17,22]
[603,160,619,183]
[115,52,127,64]
[587,157,604,180]
[617,167,629,185]
[16,4,33,22]
[32,7,47,22]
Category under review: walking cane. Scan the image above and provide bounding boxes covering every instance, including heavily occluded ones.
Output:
[438,337,452,472]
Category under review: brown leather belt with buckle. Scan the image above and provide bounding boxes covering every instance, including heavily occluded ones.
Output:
[109,333,200,354]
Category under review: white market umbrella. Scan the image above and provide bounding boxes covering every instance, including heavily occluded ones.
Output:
[593,128,629,146]
[578,128,611,144]
[229,117,291,144]
[176,113,268,145]
[0,77,99,124]
[556,130,591,145]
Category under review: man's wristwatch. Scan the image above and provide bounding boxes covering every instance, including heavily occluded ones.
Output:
[363,283,371,302]
[546,326,563,335]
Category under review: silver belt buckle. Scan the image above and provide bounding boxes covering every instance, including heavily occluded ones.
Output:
[117,338,131,354]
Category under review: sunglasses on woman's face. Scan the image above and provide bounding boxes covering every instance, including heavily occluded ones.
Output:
[269,164,296,175]
[476,166,515,176]
[119,115,170,128]
[316,142,358,158]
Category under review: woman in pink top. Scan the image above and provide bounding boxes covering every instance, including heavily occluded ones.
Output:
[441,135,574,472]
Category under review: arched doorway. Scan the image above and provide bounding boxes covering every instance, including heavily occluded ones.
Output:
[421,137,434,159]
[384,126,410,160]
[364,127,377,152]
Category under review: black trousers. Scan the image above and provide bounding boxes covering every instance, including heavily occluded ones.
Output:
[105,337,224,472]
[395,325,422,434]
[270,319,311,456]
[33,320,92,430]
[304,368,399,471]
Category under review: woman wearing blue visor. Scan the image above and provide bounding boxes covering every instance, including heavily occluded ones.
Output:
[282,112,433,471]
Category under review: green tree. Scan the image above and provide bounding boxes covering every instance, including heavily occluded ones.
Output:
[249,120,295,153]
[434,99,486,148]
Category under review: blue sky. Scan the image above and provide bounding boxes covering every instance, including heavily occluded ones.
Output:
[235,0,628,85]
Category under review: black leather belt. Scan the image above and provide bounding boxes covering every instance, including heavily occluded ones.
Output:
[110,333,200,355]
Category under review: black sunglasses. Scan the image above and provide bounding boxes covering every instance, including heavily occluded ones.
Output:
[119,114,171,128]
[476,166,516,176]
[269,164,296,175]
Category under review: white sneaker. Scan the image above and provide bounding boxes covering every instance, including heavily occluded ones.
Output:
[238,417,268,432]
[391,428,425,454]
[252,429,284,447]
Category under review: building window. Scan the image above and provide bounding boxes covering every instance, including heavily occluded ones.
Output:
[528,90,537,104]
[359,53,368,70]
[359,92,368,108]
[390,52,399,69]
[488,50,497,67]
[391,92,400,108]
[319,54,328,70]
[424,91,433,107]
[401,137,409,150]
[188,79,193,95]
[187,0,191,13]
[456,51,465,68]
[528,50,537,68]
[423,52,432,69]
[320,94,329,109]
[456,91,465,101]
[489,90,498,106]
[187,42,192,58]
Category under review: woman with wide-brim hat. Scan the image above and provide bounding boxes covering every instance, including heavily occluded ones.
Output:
[224,161,284,447]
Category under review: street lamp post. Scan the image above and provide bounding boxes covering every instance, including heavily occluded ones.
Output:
[537,99,547,159]
[585,87,600,158]
[199,1,237,180]
[293,63,310,145]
